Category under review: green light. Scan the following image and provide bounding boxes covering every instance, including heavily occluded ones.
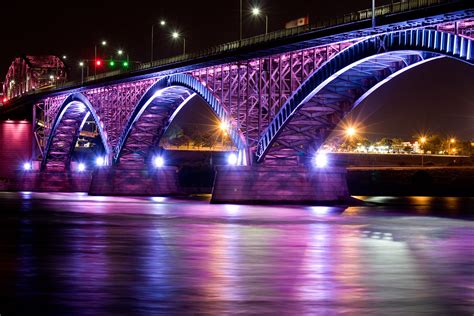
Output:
[109,60,115,67]
[123,61,129,67]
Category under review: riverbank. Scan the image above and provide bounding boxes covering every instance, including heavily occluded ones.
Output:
[347,166,474,196]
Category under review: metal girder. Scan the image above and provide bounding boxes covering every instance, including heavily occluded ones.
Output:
[35,19,473,170]
[114,74,247,166]
[256,29,474,164]
[41,93,111,171]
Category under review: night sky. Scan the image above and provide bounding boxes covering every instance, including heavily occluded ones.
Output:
[1,0,473,140]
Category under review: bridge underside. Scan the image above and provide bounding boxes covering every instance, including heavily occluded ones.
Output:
[117,85,195,166]
[43,101,91,171]
[262,51,440,165]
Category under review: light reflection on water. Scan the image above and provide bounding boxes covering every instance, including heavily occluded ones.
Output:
[0,192,473,314]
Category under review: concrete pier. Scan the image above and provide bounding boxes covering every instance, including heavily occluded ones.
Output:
[16,171,92,192]
[88,167,179,196]
[211,166,349,204]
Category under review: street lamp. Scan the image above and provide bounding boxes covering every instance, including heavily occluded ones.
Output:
[94,40,107,77]
[240,0,243,41]
[420,136,427,167]
[79,61,85,84]
[62,55,67,60]
[372,0,376,28]
[117,49,129,66]
[151,19,167,62]
[251,7,269,35]
[172,31,186,55]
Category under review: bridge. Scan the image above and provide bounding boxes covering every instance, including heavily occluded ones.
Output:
[2,0,473,203]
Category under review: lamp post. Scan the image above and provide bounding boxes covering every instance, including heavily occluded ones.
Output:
[345,127,357,152]
[372,0,376,28]
[449,138,455,155]
[420,137,427,167]
[94,40,107,77]
[172,31,186,55]
[79,61,84,84]
[151,20,166,63]
[252,7,268,35]
[117,49,130,67]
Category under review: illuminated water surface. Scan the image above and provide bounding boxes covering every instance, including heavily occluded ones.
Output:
[0,192,472,315]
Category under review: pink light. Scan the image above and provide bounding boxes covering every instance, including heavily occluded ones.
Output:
[2,97,7,103]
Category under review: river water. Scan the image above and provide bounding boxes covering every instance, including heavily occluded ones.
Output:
[0,192,472,315]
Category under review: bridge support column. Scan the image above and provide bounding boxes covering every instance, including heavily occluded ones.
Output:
[88,166,179,196]
[16,171,92,192]
[211,166,349,204]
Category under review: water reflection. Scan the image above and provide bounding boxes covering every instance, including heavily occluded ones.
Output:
[0,192,472,314]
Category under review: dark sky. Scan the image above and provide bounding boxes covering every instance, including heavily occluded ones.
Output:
[1,0,473,140]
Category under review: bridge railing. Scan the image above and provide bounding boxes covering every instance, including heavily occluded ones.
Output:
[11,0,452,99]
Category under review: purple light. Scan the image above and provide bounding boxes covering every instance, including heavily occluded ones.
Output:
[23,162,32,171]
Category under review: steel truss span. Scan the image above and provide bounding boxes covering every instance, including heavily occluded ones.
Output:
[41,93,111,171]
[256,29,474,164]
[30,17,473,170]
[114,74,247,166]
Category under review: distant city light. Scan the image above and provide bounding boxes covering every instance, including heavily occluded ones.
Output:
[49,75,54,80]
[346,127,356,137]
[160,20,166,26]
[219,121,229,131]
[79,61,84,67]
[95,157,105,167]
[62,55,67,59]
[117,50,123,55]
[123,61,129,67]
[420,136,427,144]
[2,97,7,103]
[101,40,107,46]
[450,138,456,143]
[96,60,102,66]
[172,31,180,39]
[153,156,165,168]
[227,153,238,165]
[109,60,115,67]
[23,162,32,171]
[314,152,328,168]
[78,163,86,172]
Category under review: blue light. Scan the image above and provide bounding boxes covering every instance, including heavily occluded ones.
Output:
[227,153,238,165]
[314,152,328,168]
[23,162,32,171]
[78,163,86,172]
[153,156,165,168]
[95,156,105,167]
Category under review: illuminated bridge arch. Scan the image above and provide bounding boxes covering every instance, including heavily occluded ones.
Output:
[114,74,247,165]
[41,93,111,171]
[256,29,473,163]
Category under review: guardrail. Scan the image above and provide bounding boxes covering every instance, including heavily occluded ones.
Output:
[9,0,453,99]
